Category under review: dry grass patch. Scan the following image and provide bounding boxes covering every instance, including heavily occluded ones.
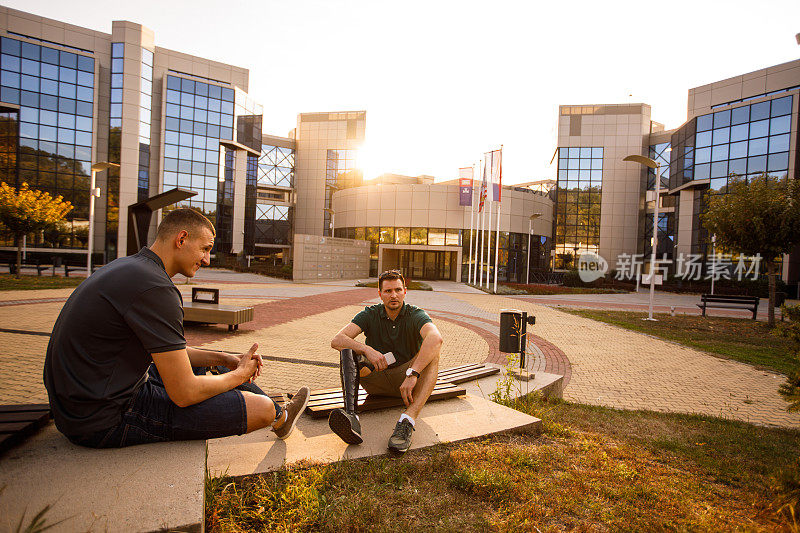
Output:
[206,396,799,531]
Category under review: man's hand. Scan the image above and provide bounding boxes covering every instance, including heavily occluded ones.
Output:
[234,343,261,384]
[363,346,388,372]
[399,375,417,407]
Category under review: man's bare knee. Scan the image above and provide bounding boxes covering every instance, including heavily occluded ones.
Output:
[242,392,276,432]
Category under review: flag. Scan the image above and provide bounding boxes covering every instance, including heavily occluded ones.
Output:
[458,167,473,206]
[478,159,488,212]
[490,148,502,202]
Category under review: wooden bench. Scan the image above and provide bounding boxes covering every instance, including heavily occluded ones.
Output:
[7,260,50,276]
[300,363,500,419]
[0,404,51,456]
[697,294,760,319]
[182,287,254,331]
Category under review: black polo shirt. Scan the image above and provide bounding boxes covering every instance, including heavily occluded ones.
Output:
[43,247,186,437]
[352,303,433,367]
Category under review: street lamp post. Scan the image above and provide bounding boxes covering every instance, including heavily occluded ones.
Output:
[324,208,335,236]
[87,162,119,276]
[526,213,542,285]
[710,233,717,295]
[623,154,662,321]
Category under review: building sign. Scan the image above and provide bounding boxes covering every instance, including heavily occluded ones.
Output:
[459,177,473,206]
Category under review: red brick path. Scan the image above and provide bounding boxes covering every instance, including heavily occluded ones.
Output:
[184,288,375,346]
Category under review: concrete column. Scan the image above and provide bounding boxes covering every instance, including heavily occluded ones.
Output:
[675,189,695,258]
[231,149,247,253]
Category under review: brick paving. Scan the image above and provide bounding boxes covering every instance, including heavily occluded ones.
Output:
[0,274,797,430]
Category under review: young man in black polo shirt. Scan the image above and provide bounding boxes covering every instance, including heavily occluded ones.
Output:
[329,270,443,453]
[44,208,309,448]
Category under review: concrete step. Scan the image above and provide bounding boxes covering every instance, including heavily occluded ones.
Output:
[0,424,205,533]
[207,387,550,479]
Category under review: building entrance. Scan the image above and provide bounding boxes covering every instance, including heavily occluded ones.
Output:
[382,249,457,281]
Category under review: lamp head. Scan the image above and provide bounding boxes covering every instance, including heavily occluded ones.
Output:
[91,162,120,172]
[623,155,658,169]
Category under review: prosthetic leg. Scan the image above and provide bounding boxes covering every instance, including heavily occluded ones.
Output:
[328,349,369,444]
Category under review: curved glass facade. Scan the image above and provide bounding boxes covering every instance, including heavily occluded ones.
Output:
[0,36,94,249]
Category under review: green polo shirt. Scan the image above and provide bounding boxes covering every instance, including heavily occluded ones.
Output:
[352,303,433,367]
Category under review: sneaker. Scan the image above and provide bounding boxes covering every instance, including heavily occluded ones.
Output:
[387,419,414,453]
[328,408,363,445]
[273,386,310,440]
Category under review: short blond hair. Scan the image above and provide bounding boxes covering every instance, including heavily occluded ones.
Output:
[156,208,215,241]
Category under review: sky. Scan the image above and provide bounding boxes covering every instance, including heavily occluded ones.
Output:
[5,0,800,184]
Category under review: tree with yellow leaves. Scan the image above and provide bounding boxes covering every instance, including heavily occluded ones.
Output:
[0,182,73,278]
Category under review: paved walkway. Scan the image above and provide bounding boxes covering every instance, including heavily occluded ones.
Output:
[0,273,797,429]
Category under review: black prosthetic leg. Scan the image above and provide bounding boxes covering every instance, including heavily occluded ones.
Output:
[328,349,364,444]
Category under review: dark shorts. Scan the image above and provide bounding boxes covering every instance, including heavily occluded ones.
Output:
[68,364,258,448]
[360,359,412,397]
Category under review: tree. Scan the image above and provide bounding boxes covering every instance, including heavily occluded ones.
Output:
[700,174,800,327]
[0,182,73,278]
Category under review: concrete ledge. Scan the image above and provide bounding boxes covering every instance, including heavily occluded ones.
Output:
[0,424,205,533]
[462,368,565,402]
[207,393,542,478]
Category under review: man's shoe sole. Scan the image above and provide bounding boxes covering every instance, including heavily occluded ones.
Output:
[388,442,411,454]
[328,410,363,445]
[277,391,310,440]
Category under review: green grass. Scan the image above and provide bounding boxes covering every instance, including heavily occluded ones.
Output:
[0,274,83,291]
[206,395,800,531]
[502,282,627,295]
[563,309,797,376]
[355,280,432,291]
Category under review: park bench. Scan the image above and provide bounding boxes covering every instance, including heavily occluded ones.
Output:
[182,287,254,332]
[697,294,760,320]
[6,259,50,276]
[0,404,51,456]
[300,363,500,418]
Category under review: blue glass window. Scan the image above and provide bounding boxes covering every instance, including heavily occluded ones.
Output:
[695,147,711,164]
[713,109,731,128]
[750,101,769,121]
[729,141,747,159]
[712,128,729,145]
[711,144,728,162]
[768,152,789,172]
[696,130,711,148]
[769,134,790,153]
[696,114,713,132]
[730,123,748,142]
[749,119,769,138]
[770,96,791,117]
[694,163,710,180]
[728,158,746,175]
[710,161,728,178]
[731,106,749,125]
[748,137,767,156]
[769,115,791,135]
[748,156,766,173]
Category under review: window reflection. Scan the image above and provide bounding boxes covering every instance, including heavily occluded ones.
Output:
[0,36,94,249]
[554,147,602,268]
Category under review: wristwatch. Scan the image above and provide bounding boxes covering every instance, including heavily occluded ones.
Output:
[406,368,420,379]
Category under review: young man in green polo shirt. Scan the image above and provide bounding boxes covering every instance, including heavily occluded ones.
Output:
[329,270,443,453]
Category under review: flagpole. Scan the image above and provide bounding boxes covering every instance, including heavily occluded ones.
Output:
[484,152,493,287]
[471,162,479,285]
[493,147,502,293]
[467,170,475,284]
[476,159,483,286]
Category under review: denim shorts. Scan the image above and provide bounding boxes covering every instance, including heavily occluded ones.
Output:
[68,364,262,448]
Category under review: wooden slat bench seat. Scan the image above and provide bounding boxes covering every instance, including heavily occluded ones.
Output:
[183,301,254,331]
[302,382,466,419]
[298,363,499,419]
[182,287,254,331]
[697,294,760,319]
[0,404,51,456]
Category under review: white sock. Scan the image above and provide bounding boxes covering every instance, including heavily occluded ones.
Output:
[399,413,415,426]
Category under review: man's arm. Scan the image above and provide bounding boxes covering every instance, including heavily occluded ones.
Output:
[399,322,443,406]
[330,322,389,371]
[152,343,260,408]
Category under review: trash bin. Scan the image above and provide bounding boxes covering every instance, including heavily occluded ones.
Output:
[499,309,526,353]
